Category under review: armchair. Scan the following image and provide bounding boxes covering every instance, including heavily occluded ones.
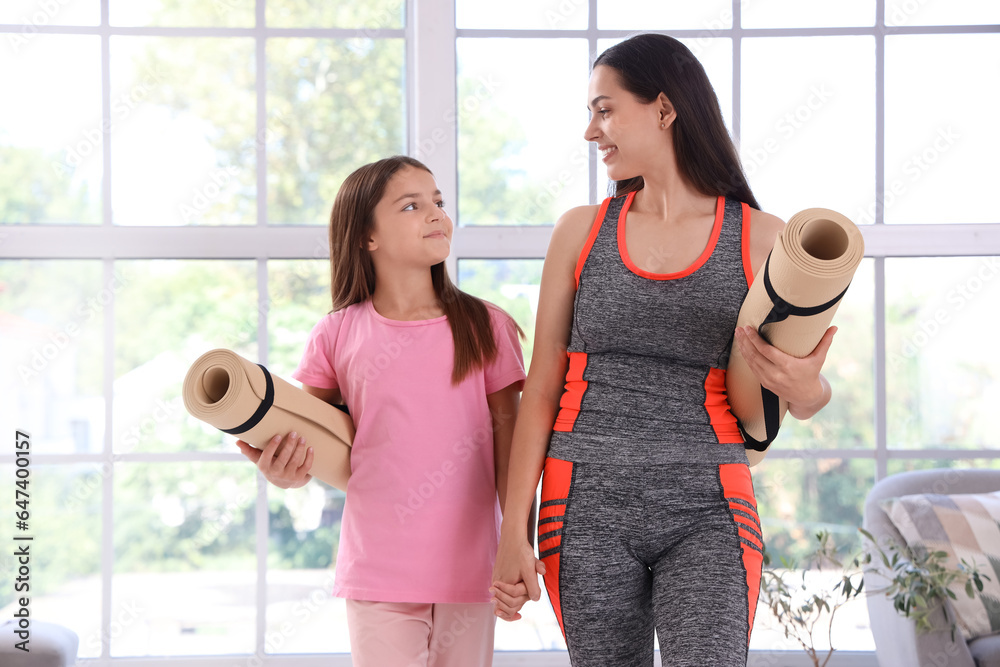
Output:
[863,467,1000,667]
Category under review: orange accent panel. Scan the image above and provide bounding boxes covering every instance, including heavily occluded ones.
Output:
[538,534,562,553]
[540,457,573,504]
[737,527,764,550]
[728,500,759,516]
[538,520,564,539]
[541,551,565,640]
[741,201,754,287]
[574,197,612,288]
[741,543,762,643]
[619,193,726,281]
[704,368,744,443]
[719,463,763,645]
[553,352,589,433]
[539,457,574,640]
[719,463,758,509]
[733,513,761,533]
[538,505,566,521]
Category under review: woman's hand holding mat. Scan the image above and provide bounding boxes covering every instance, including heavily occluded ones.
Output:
[183,348,354,491]
[726,208,864,466]
[734,324,837,418]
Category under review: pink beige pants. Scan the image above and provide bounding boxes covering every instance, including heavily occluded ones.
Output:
[345,600,495,667]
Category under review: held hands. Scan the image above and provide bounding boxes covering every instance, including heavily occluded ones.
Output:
[490,532,547,622]
[490,581,532,622]
[734,324,836,419]
[235,433,314,489]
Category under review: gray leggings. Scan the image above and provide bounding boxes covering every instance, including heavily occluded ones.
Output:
[538,457,763,666]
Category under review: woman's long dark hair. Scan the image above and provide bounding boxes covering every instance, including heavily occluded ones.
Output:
[328,155,522,384]
[594,34,760,210]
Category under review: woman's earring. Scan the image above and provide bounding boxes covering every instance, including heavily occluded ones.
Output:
[660,123,665,129]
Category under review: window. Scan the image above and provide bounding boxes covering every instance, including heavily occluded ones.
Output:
[2,1,998,664]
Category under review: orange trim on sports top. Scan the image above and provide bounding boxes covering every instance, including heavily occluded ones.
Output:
[718,463,763,646]
[539,457,574,640]
[741,202,754,287]
[703,367,744,444]
[552,352,588,432]
[574,198,612,288]
[618,193,726,281]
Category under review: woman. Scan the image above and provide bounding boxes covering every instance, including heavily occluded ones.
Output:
[489,34,837,666]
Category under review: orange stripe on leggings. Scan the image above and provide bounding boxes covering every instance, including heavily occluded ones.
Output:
[539,457,573,640]
[719,463,763,646]
[553,352,588,433]
[704,368,744,443]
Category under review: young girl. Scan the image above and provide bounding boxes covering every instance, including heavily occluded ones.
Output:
[236,155,530,667]
[490,35,837,666]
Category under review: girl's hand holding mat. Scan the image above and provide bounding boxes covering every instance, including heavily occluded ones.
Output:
[236,433,314,489]
[182,349,353,490]
[734,324,835,420]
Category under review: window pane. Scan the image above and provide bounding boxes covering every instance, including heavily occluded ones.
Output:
[457,259,566,650]
[457,39,589,225]
[268,259,331,375]
[0,0,99,24]
[778,259,875,450]
[751,458,876,651]
[0,35,101,224]
[0,463,102,657]
[742,37,874,223]
[264,262,349,653]
[1,260,104,454]
[886,257,1000,449]
[110,37,257,226]
[457,259,542,369]
[266,484,349,653]
[598,0,733,30]
[266,0,404,29]
[596,37,733,200]
[115,260,258,453]
[266,38,405,225]
[742,0,874,28]
[110,0,254,27]
[112,462,257,656]
[884,34,998,224]
[886,0,1000,26]
[755,458,874,563]
[458,0,586,30]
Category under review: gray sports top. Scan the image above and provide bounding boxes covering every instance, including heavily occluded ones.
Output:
[546,191,753,466]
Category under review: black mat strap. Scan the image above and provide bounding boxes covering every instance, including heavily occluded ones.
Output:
[742,253,848,450]
[221,364,274,435]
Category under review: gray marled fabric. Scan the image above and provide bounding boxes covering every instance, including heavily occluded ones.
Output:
[547,194,751,466]
[553,460,758,666]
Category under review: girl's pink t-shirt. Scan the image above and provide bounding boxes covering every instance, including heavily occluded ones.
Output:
[292,299,526,603]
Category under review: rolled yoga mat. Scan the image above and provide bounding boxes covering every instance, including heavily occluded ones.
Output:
[726,208,864,467]
[183,349,354,490]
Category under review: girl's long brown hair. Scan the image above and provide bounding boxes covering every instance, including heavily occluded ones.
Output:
[594,34,761,210]
[328,155,522,384]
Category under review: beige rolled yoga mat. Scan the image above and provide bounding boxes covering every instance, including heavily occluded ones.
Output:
[182,349,354,490]
[727,208,864,467]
